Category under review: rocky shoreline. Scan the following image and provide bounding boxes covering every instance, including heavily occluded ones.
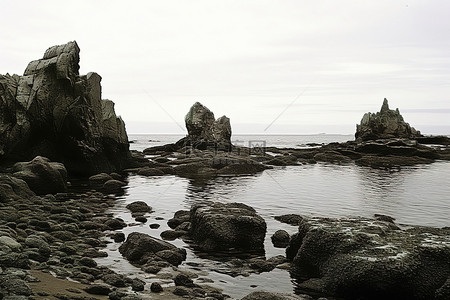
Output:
[1,42,449,300]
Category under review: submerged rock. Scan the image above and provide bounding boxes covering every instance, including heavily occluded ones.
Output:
[355,98,421,142]
[190,202,267,252]
[0,41,130,175]
[287,216,450,300]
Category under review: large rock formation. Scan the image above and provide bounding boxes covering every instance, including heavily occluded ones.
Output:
[176,102,232,151]
[355,98,421,142]
[0,41,130,175]
[189,202,267,252]
[286,216,450,300]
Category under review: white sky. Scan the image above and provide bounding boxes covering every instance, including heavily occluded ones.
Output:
[1,0,450,134]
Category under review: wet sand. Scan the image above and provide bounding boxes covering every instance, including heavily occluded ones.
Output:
[29,270,184,300]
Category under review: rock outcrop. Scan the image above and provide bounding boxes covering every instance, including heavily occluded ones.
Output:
[0,41,130,175]
[176,102,232,151]
[355,98,421,142]
[286,216,450,300]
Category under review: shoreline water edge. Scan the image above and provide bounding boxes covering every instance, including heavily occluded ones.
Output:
[1,42,449,300]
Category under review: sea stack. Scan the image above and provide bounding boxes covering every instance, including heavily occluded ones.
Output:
[355,98,421,142]
[0,41,130,175]
[176,102,232,151]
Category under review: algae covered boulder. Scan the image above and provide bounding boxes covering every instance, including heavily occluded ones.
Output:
[287,216,450,300]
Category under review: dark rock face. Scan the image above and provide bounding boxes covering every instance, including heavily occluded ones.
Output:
[356,98,421,142]
[12,156,67,195]
[190,202,267,252]
[0,41,130,175]
[287,216,450,300]
[176,102,232,151]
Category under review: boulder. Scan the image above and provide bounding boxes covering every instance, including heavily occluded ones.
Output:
[12,156,67,195]
[126,201,152,214]
[84,284,112,295]
[174,273,195,287]
[0,175,34,202]
[355,98,421,141]
[151,282,163,293]
[0,236,22,252]
[176,102,232,151]
[0,41,130,175]
[102,179,126,193]
[287,216,450,300]
[119,232,186,266]
[271,230,290,248]
[190,202,267,252]
[89,173,113,187]
[168,210,191,229]
[274,214,303,226]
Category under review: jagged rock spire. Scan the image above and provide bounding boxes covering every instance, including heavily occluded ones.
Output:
[0,41,130,175]
[177,102,232,151]
[380,98,390,113]
[355,98,421,141]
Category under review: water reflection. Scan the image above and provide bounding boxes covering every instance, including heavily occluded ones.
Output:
[355,163,450,226]
[97,161,450,299]
[184,174,262,206]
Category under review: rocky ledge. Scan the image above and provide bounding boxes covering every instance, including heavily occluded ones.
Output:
[0,41,130,175]
[283,215,450,300]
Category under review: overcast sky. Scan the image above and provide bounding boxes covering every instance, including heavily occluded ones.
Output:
[1,0,449,134]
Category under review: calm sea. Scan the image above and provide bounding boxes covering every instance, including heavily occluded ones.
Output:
[97,134,450,298]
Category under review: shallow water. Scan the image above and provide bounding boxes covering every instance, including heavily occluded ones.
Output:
[96,135,450,298]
